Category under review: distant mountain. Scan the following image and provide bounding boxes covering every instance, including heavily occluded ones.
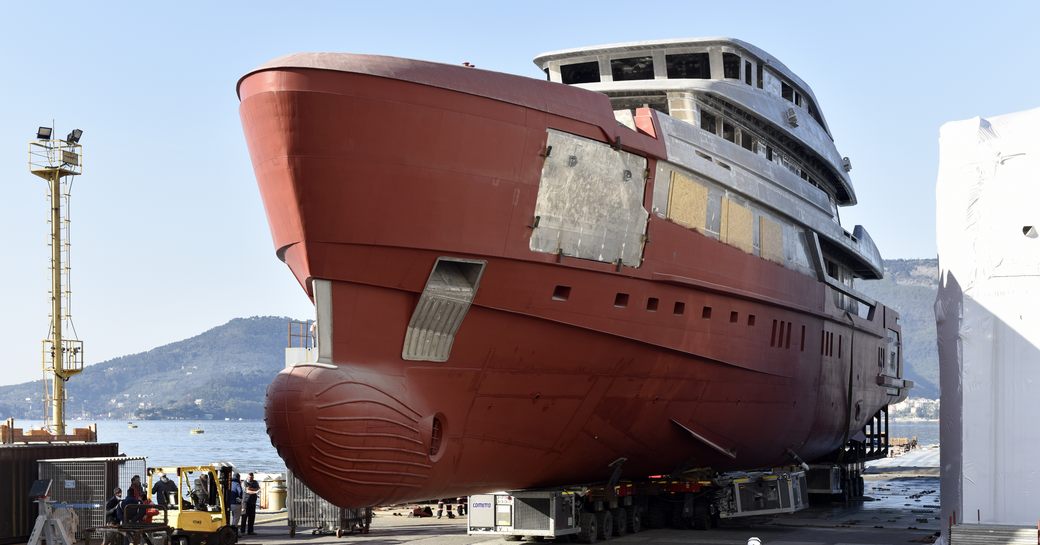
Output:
[0,316,297,420]
[857,258,939,399]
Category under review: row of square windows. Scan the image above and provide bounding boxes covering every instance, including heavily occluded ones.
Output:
[553,284,845,358]
[553,284,757,324]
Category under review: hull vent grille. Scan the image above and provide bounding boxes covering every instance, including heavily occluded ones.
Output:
[402,257,486,362]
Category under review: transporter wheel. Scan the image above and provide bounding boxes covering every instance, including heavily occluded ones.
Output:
[611,508,627,536]
[692,502,711,530]
[289,525,296,538]
[670,503,688,529]
[645,503,666,528]
[577,512,598,543]
[627,506,642,533]
[857,476,866,498]
[218,526,237,545]
[595,511,613,541]
[503,536,522,542]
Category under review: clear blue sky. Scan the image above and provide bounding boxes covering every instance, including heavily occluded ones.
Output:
[1,1,1037,386]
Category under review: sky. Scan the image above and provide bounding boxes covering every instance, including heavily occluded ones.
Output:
[0,1,1037,386]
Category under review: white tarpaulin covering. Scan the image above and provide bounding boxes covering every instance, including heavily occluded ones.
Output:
[936,107,1040,534]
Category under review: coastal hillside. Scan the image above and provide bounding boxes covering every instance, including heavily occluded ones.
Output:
[0,259,942,421]
[0,316,296,420]
[857,258,939,399]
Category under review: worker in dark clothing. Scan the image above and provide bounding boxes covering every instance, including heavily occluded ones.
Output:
[228,474,243,532]
[103,487,123,545]
[105,487,123,525]
[129,475,145,502]
[240,472,260,535]
[121,486,144,523]
[151,473,177,507]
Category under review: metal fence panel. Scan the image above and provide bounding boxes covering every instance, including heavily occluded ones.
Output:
[286,469,370,535]
[0,443,118,545]
[38,456,147,541]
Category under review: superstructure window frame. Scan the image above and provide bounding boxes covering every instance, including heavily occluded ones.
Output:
[561,61,601,84]
[722,52,741,80]
[610,56,655,81]
[665,52,711,79]
[700,109,718,135]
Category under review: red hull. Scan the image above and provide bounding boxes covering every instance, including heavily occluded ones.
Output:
[239,54,902,507]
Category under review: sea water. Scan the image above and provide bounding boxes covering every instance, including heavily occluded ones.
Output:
[22,418,940,473]
[889,419,940,446]
[21,419,285,474]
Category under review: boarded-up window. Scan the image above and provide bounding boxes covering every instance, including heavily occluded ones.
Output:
[721,197,753,253]
[759,216,784,263]
[667,171,708,231]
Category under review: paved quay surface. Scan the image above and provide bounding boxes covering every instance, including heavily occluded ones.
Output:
[248,507,938,545]
[246,464,940,545]
[238,448,940,544]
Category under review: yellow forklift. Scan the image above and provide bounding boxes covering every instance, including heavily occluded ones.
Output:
[147,465,237,545]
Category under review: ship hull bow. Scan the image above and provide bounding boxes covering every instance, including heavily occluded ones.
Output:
[266,364,435,507]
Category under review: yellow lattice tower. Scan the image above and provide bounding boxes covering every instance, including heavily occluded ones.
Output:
[28,126,85,436]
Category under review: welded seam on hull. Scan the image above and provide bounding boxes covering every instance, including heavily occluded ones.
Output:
[315,433,427,457]
[316,399,420,423]
[671,418,738,459]
[312,444,433,469]
[310,458,424,489]
[314,425,425,446]
[314,380,423,418]
[315,415,421,434]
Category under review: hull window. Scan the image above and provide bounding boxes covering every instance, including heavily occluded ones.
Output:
[552,285,571,301]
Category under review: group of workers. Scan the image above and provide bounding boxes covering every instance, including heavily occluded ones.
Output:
[103,471,261,535]
[408,498,468,518]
